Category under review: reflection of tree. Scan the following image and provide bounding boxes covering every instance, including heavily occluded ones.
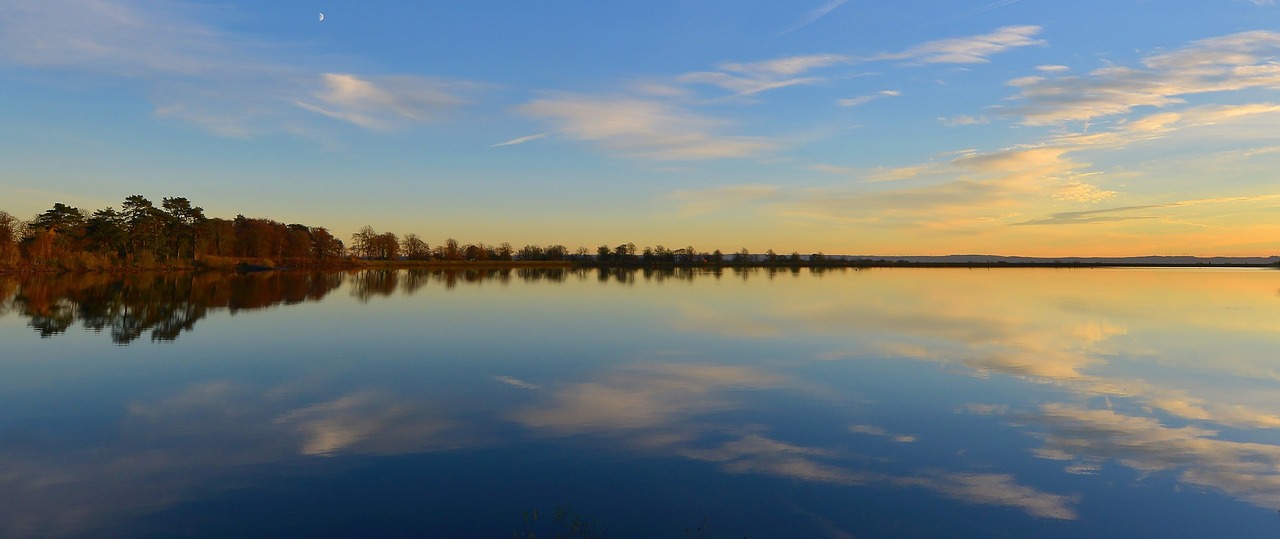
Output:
[1,272,343,344]
[369,268,592,298]
[349,269,400,302]
[6,267,853,340]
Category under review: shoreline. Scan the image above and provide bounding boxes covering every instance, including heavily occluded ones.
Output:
[2,258,1276,275]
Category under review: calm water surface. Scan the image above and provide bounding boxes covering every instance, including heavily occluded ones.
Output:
[2,267,1279,537]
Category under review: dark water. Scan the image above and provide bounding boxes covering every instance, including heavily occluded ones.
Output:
[2,267,1279,537]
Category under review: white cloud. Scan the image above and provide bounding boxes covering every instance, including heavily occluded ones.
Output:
[518,93,774,160]
[296,74,466,131]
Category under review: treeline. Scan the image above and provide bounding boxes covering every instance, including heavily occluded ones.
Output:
[345,230,830,267]
[0,195,343,271]
[0,195,836,272]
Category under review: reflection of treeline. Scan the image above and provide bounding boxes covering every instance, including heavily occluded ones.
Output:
[2,271,342,343]
[347,266,859,301]
[0,267,858,341]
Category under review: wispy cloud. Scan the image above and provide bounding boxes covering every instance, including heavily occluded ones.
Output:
[1052,179,1118,203]
[837,90,902,107]
[1006,31,1280,125]
[679,54,850,98]
[809,163,935,182]
[0,0,473,136]
[518,93,774,160]
[535,25,1043,161]
[870,25,1045,64]
[1016,195,1280,225]
[490,132,549,148]
[780,0,850,36]
[940,115,991,126]
[915,0,1026,31]
[296,74,466,131]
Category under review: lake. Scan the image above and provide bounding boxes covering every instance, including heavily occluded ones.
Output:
[2,267,1279,537]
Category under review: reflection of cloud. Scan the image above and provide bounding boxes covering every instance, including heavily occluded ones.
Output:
[687,436,1075,519]
[275,391,460,456]
[0,381,468,537]
[1023,404,1280,510]
[512,363,781,432]
[897,473,1077,520]
[677,268,1280,441]
[496,376,541,390]
[849,424,918,443]
[964,403,1011,416]
[514,361,1075,519]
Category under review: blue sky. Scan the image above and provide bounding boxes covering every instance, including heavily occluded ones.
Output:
[2,0,1280,256]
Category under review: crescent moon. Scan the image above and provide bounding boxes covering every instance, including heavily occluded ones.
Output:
[319,12,325,22]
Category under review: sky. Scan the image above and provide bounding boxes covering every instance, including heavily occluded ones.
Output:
[2,0,1280,257]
